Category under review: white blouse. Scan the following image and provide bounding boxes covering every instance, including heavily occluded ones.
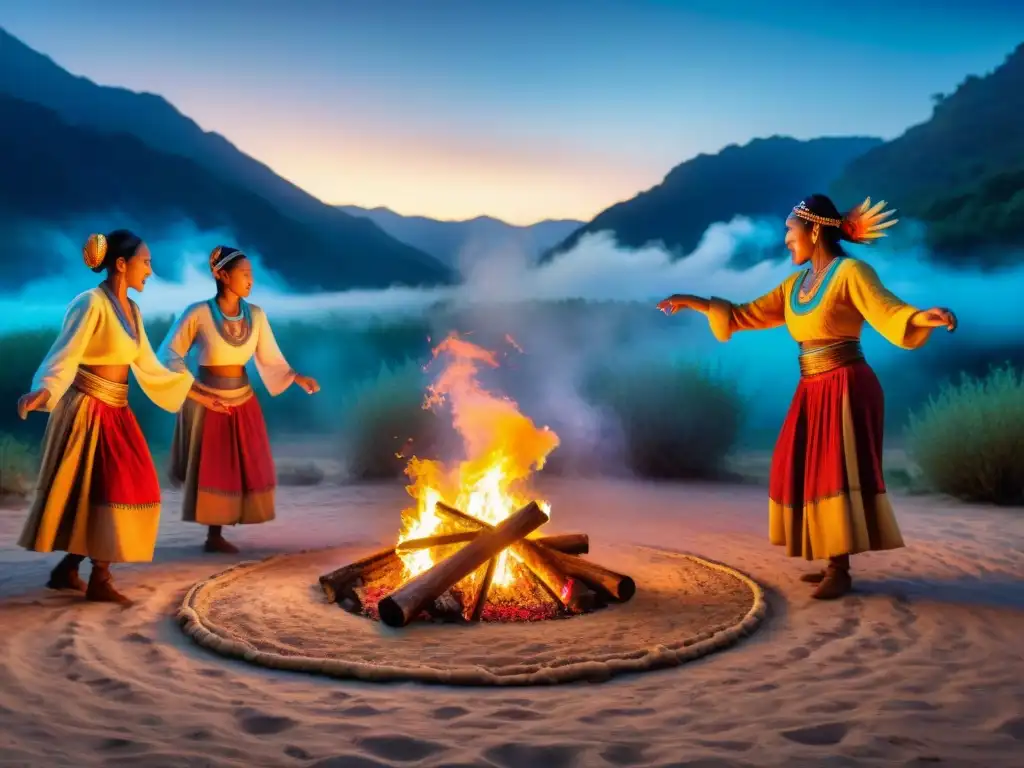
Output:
[157,300,296,396]
[31,286,195,413]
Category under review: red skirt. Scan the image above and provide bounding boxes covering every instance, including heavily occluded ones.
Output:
[768,361,904,560]
[18,372,161,562]
[171,393,276,526]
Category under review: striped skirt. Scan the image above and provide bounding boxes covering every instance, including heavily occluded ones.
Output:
[169,370,276,526]
[768,340,905,561]
[18,370,162,563]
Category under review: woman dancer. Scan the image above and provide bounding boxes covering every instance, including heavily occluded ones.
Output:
[17,230,224,604]
[657,194,956,600]
[159,246,319,554]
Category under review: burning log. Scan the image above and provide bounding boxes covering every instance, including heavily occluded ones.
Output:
[510,541,596,613]
[468,558,497,622]
[319,547,398,603]
[396,531,478,552]
[543,548,636,602]
[536,533,589,555]
[396,529,589,556]
[377,501,549,628]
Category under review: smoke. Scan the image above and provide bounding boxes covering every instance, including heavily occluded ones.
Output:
[3,215,1024,454]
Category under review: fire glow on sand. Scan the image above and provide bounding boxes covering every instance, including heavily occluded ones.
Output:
[319,333,636,628]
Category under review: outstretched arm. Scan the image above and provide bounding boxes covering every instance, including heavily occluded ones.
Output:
[660,283,786,343]
[845,261,953,349]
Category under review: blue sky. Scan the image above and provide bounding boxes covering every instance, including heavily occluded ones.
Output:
[2,0,1021,223]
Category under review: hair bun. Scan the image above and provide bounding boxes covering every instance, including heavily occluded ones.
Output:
[83,234,108,271]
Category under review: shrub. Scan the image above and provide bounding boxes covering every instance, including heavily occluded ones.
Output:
[340,359,445,481]
[906,364,1024,505]
[587,360,744,479]
[0,432,36,497]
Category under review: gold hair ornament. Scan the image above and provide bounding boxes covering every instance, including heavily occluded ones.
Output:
[83,233,108,270]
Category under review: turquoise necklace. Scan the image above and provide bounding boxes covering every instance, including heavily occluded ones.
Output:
[208,297,252,347]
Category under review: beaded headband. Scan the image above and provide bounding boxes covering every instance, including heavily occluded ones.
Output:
[209,246,246,273]
[790,201,843,228]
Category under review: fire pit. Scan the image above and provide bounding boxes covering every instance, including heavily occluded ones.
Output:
[319,334,636,628]
[319,501,635,627]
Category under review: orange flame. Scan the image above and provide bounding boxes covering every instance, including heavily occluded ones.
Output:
[397,333,559,589]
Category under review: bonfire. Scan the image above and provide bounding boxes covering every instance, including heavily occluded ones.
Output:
[319,333,635,627]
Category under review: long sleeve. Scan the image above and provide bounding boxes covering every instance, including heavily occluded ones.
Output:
[156,305,200,374]
[705,282,786,343]
[31,291,102,411]
[844,261,931,350]
[252,307,295,396]
[131,305,195,412]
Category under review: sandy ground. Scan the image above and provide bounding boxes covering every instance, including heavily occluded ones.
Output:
[1,477,1022,768]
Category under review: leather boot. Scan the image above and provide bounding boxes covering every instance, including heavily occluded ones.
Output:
[47,553,87,592]
[85,561,132,605]
[812,555,852,600]
[204,525,239,554]
[800,570,827,584]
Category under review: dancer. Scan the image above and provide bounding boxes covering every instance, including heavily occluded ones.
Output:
[158,246,319,554]
[16,230,223,604]
[657,194,956,600]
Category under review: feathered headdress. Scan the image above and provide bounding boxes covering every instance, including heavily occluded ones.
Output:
[790,196,899,245]
[840,198,899,244]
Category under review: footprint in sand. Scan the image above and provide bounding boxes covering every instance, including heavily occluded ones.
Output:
[284,745,312,759]
[780,722,850,746]
[234,707,298,735]
[600,742,649,766]
[996,716,1024,741]
[432,705,470,720]
[307,757,391,768]
[484,742,581,768]
[356,735,446,762]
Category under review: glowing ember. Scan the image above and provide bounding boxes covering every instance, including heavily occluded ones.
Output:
[397,333,559,593]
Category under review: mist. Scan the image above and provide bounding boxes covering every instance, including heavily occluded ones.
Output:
[3,215,1023,454]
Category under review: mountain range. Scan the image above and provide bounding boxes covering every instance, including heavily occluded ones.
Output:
[544,135,883,261]
[830,42,1024,264]
[337,206,581,268]
[0,27,451,290]
[2,26,1021,292]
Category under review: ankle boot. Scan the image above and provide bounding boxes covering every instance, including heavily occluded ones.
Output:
[47,554,87,592]
[204,525,239,554]
[812,555,852,600]
[85,561,132,605]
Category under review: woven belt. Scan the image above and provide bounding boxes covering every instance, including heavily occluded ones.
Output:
[798,340,865,377]
[72,369,129,408]
[195,368,253,407]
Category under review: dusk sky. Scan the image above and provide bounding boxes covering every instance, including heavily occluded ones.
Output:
[2,0,1021,224]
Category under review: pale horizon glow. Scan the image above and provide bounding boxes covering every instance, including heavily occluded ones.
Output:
[2,1,1021,224]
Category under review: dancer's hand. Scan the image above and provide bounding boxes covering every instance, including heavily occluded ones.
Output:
[17,389,49,420]
[294,374,320,394]
[657,294,695,315]
[911,307,957,332]
[190,391,231,414]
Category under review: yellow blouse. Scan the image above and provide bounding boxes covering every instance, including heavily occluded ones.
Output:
[31,287,195,413]
[705,257,934,349]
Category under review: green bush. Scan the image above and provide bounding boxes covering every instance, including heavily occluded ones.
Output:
[906,364,1024,505]
[0,432,36,497]
[339,359,446,481]
[587,360,744,479]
